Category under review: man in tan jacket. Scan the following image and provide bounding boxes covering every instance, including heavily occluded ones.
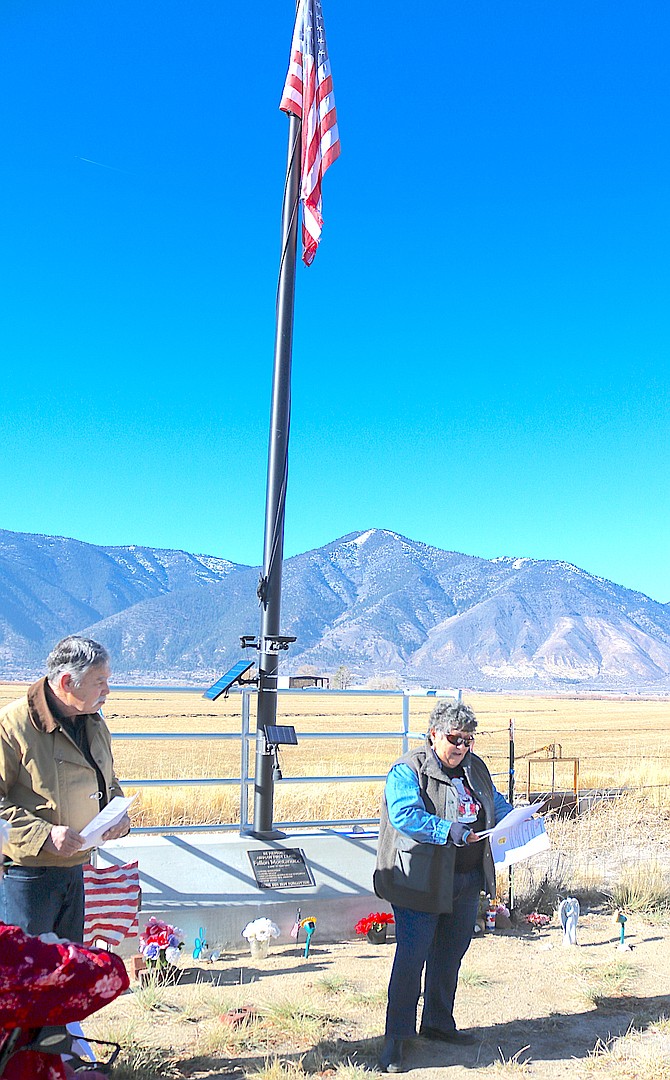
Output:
[0,636,129,942]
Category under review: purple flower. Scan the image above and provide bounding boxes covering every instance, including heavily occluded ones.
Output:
[167,934,179,948]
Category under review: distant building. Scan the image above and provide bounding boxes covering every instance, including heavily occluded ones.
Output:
[290,674,330,689]
[276,674,330,689]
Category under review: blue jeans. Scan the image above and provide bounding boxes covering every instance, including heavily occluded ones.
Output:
[1,864,85,942]
[386,868,483,1039]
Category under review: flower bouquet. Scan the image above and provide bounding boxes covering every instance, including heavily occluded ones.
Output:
[242,917,280,959]
[355,911,394,944]
[524,912,552,932]
[138,918,184,982]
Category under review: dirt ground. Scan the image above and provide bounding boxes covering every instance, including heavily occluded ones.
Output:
[88,910,670,1079]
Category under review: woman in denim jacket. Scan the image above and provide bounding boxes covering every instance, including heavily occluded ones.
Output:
[374,700,512,1072]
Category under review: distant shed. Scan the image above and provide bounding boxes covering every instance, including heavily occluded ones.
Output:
[275,674,330,689]
[289,674,330,689]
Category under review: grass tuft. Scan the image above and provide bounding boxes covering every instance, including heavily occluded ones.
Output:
[315,973,355,995]
[486,1046,532,1075]
[331,1064,372,1080]
[459,966,489,987]
[87,1019,181,1079]
[576,958,637,1006]
[131,981,170,1013]
[511,855,571,916]
[199,1013,265,1056]
[582,1027,670,1079]
[250,1058,306,1080]
[609,861,670,914]
[262,995,341,1042]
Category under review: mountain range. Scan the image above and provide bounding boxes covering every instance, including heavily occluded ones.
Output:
[1,527,670,691]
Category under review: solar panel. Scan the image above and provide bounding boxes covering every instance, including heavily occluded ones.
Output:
[203,661,255,700]
[265,724,298,745]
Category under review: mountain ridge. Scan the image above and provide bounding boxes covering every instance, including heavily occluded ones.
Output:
[1,526,669,691]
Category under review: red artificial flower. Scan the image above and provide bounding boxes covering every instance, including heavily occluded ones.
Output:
[524,912,551,929]
[140,918,182,950]
[354,911,395,935]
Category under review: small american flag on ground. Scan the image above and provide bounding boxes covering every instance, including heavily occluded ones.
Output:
[83,860,141,948]
[280,0,340,265]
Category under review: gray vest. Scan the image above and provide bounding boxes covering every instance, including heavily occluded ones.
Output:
[373,740,497,913]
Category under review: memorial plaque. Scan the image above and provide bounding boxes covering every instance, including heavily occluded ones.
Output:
[248,847,315,890]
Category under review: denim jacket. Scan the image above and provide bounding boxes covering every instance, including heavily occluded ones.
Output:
[374,739,512,913]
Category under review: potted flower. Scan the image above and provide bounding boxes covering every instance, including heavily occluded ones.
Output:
[355,911,394,944]
[138,918,184,982]
[242,917,280,959]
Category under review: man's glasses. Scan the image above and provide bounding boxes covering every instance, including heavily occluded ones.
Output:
[445,733,475,748]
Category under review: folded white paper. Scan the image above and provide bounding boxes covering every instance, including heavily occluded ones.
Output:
[488,816,550,867]
[80,794,137,849]
[478,800,550,868]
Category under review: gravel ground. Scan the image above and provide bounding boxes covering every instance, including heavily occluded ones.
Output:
[85,910,670,1079]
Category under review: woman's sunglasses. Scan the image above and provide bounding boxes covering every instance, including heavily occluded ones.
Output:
[445,733,475,748]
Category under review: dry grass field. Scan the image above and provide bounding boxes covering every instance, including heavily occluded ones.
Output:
[1,685,668,830]
[80,913,670,1080]
[1,683,669,1078]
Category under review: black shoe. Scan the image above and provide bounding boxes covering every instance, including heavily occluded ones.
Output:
[379,1038,405,1072]
[420,1026,477,1046]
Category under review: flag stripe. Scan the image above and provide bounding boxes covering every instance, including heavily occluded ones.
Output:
[83,861,141,948]
[279,0,340,265]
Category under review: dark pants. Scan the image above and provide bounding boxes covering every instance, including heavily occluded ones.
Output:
[1,864,85,942]
[386,868,483,1039]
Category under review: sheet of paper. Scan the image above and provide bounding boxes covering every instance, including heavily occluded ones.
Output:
[475,799,549,868]
[488,815,550,868]
[477,799,546,840]
[80,794,137,849]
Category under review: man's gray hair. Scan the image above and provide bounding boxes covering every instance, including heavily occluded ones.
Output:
[47,636,110,688]
[428,700,477,734]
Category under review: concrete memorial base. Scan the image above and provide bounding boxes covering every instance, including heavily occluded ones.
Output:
[98,828,384,957]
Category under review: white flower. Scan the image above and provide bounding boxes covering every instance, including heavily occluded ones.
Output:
[242,918,280,942]
[164,946,182,966]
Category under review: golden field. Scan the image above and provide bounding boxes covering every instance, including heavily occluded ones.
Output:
[2,683,667,1080]
[0,684,668,829]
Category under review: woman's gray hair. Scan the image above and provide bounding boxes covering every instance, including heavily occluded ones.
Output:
[428,700,477,734]
[46,636,110,688]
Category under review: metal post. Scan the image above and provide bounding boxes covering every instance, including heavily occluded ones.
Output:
[402,693,410,755]
[253,111,302,839]
[508,717,515,804]
[508,717,515,911]
[240,690,251,831]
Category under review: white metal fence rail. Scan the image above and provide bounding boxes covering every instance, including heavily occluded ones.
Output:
[114,688,456,834]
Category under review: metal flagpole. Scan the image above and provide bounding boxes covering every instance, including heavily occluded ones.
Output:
[251,112,302,839]
[508,717,515,910]
[245,0,339,837]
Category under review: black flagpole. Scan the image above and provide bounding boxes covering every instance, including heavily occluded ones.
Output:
[252,111,302,838]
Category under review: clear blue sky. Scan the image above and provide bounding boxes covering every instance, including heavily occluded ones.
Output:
[1,1,668,601]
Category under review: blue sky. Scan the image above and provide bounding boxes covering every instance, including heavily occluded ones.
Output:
[1,1,668,601]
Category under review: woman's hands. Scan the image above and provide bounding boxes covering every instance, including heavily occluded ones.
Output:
[449,822,483,846]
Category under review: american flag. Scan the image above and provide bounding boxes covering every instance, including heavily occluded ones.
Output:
[280,0,340,265]
[83,860,141,948]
